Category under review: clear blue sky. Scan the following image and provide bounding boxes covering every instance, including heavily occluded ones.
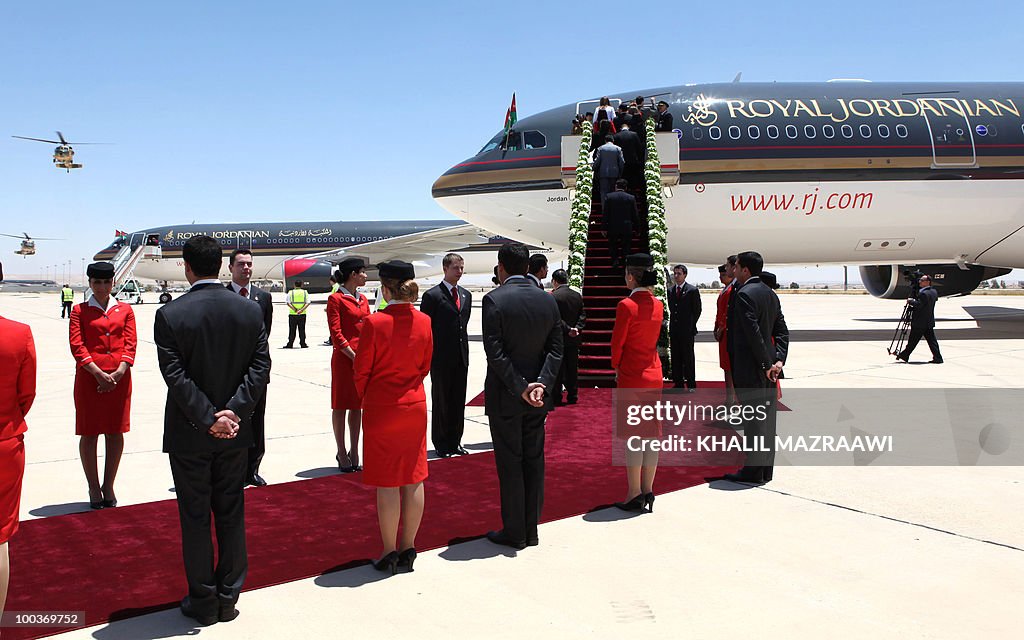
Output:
[2,1,1023,284]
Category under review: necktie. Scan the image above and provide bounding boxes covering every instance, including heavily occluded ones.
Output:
[450,286,460,310]
[240,287,248,298]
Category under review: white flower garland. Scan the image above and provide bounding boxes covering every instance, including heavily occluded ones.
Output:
[567,120,593,292]
[644,119,669,305]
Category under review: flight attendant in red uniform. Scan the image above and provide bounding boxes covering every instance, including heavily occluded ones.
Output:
[353,260,433,575]
[0,312,36,615]
[327,257,370,472]
[69,262,137,509]
[714,257,737,404]
[610,253,664,513]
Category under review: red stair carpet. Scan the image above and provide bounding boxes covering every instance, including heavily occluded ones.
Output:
[578,191,649,388]
[4,387,734,640]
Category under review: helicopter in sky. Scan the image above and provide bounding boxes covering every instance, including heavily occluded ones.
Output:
[11,131,106,171]
[2,232,63,256]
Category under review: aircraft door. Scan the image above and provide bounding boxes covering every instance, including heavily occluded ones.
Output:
[919,98,977,168]
[236,232,253,251]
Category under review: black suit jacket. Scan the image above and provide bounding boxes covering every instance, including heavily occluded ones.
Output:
[909,286,938,328]
[655,110,674,132]
[602,190,639,232]
[227,283,273,336]
[482,278,563,416]
[613,128,644,166]
[420,282,472,368]
[156,283,271,454]
[551,285,586,344]
[668,282,701,336]
[727,277,789,386]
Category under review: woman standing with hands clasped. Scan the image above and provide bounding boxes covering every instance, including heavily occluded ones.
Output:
[69,262,137,509]
[610,253,664,514]
[353,260,433,574]
[327,257,370,472]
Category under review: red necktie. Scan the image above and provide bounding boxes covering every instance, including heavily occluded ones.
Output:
[450,286,460,310]
[240,287,248,298]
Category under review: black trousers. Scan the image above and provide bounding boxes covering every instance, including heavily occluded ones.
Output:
[430,359,468,454]
[670,329,696,388]
[606,228,633,267]
[598,177,617,203]
[733,373,777,483]
[554,339,579,402]
[61,301,72,318]
[286,315,307,346]
[902,326,942,361]
[248,393,267,477]
[168,448,248,616]
[488,411,547,543]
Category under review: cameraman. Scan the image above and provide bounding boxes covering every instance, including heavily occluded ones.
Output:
[897,274,943,364]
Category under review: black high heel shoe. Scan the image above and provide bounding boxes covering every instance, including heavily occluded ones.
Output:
[372,551,400,575]
[398,548,417,572]
[613,494,646,511]
[643,492,655,513]
[336,453,354,473]
[88,488,104,510]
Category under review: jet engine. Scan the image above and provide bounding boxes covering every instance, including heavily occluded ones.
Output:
[283,258,335,293]
[859,264,1011,299]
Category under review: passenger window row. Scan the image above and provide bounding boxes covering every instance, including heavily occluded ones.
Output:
[692,123,911,141]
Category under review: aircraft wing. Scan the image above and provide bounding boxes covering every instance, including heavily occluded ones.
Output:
[300,223,497,266]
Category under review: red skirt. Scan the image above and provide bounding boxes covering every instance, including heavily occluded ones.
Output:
[361,402,428,488]
[331,349,360,410]
[0,435,25,544]
[718,329,731,371]
[74,367,132,435]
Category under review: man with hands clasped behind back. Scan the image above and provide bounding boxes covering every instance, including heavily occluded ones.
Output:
[155,235,271,626]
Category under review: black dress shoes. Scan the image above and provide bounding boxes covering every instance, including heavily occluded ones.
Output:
[246,474,267,487]
[436,450,454,458]
[454,446,469,455]
[724,472,765,485]
[525,537,539,547]
[218,604,239,623]
[929,359,944,364]
[180,596,218,626]
[486,530,526,550]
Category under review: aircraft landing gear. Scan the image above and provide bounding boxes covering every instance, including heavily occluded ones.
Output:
[159,292,172,304]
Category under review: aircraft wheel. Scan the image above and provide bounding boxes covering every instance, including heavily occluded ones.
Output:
[159,292,172,304]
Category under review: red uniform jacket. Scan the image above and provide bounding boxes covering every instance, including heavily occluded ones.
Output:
[611,289,664,388]
[0,316,36,441]
[352,303,433,406]
[327,291,370,351]
[69,300,137,372]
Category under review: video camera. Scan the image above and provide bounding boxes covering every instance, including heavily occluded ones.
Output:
[903,267,925,297]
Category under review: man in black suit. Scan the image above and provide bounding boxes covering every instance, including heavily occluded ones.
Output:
[725,251,789,485]
[592,134,625,204]
[483,243,563,549]
[420,253,472,457]
[655,101,674,132]
[668,264,701,390]
[527,253,548,289]
[155,236,271,626]
[613,123,645,191]
[227,249,274,487]
[550,269,585,406]
[897,275,943,364]
[602,179,639,268]
[613,103,632,131]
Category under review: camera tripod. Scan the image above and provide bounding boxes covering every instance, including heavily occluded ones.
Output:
[887,300,913,358]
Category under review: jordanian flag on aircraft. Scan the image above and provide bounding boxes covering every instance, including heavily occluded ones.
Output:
[503,93,517,134]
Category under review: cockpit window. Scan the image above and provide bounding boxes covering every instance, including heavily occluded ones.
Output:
[479,129,546,154]
[479,140,501,155]
[523,131,546,149]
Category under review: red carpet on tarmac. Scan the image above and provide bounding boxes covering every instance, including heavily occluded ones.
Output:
[6,387,736,640]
